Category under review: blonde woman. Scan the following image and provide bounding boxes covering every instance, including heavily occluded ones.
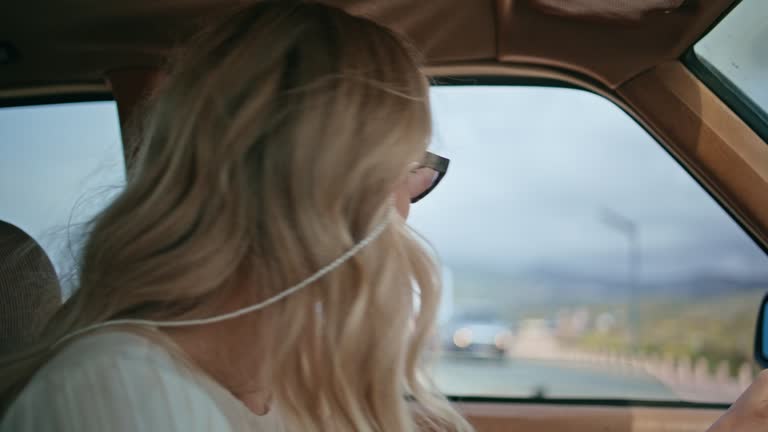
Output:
[0,3,470,431]
[1,2,767,432]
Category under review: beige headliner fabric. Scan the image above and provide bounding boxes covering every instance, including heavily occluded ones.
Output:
[0,0,496,89]
[497,0,737,87]
[0,0,737,90]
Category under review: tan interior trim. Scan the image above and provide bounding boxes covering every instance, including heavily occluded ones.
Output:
[425,62,643,133]
[2,0,736,92]
[424,62,609,95]
[619,62,768,247]
[458,402,723,432]
[495,0,737,88]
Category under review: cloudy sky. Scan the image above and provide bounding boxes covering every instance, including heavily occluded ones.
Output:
[1,86,766,295]
[0,101,125,284]
[410,86,767,283]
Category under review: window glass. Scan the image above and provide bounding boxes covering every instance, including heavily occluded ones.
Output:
[694,0,768,122]
[0,101,125,297]
[411,86,768,403]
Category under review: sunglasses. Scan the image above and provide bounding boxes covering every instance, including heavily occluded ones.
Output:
[408,151,449,203]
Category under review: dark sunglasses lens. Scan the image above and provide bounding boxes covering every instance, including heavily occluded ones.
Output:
[408,167,439,202]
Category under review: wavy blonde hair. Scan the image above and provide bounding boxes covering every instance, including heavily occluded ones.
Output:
[0,2,472,431]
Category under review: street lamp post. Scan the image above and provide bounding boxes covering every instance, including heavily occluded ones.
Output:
[600,209,641,347]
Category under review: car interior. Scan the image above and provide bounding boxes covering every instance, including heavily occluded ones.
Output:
[1,0,767,430]
[0,221,62,355]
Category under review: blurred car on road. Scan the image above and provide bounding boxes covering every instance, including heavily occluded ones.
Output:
[441,313,514,360]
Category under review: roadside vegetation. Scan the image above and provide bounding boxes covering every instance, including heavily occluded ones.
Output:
[562,291,765,376]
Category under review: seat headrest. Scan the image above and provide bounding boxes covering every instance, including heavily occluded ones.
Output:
[0,221,62,355]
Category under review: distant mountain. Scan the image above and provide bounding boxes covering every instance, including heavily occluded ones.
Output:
[449,266,768,310]
[522,267,767,296]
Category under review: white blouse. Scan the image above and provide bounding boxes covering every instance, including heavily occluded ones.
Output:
[1,326,283,431]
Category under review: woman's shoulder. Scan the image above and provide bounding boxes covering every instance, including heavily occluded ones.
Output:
[1,327,237,431]
[23,326,197,392]
[45,326,180,370]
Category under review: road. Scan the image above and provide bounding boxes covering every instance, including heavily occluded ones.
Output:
[433,357,677,400]
[432,319,677,400]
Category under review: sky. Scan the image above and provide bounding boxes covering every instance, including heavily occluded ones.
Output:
[0,101,125,288]
[409,86,768,283]
[0,88,766,299]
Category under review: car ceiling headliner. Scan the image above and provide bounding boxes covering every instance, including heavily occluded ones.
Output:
[0,0,737,92]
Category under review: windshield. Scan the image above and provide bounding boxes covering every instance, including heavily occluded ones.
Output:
[693,0,768,127]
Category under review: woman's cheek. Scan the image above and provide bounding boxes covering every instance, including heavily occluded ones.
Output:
[394,183,411,220]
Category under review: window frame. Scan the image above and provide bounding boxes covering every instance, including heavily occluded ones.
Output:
[682,0,768,144]
[0,80,758,409]
[0,91,113,109]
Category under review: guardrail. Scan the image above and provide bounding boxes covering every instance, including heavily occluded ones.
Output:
[508,347,754,403]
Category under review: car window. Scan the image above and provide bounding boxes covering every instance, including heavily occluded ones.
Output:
[693,0,768,127]
[410,85,768,404]
[0,101,125,297]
